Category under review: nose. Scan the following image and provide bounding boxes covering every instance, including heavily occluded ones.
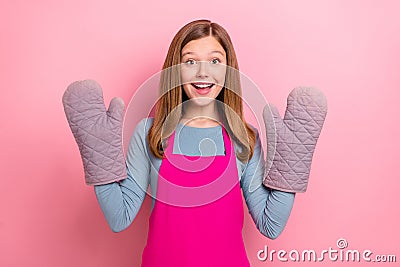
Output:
[196,61,209,79]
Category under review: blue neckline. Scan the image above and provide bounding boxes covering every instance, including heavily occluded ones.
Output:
[177,122,222,130]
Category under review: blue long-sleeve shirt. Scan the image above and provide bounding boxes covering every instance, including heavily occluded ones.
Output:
[94,118,295,239]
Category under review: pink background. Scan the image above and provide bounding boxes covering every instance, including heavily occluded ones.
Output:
[1,0,399,266]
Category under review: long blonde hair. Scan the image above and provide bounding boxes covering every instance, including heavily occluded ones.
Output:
[148,19,256,162]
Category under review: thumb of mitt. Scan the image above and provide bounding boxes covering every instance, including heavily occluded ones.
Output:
[107,97,125,122]
[263,103,283,129]
[263,103,284,175]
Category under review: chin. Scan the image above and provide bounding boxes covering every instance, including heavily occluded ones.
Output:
[189,96,216,107]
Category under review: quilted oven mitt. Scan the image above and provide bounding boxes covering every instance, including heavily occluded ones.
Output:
[62,80,127,185]
[263,87,327,193]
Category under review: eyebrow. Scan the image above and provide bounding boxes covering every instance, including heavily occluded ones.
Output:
[181,50,225,57]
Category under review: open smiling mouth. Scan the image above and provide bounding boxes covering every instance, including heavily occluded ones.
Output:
[190,82,215,95]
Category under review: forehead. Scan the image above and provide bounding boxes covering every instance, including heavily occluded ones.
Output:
[181,36,226,56]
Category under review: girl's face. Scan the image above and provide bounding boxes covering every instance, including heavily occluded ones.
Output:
[180,36,227,106]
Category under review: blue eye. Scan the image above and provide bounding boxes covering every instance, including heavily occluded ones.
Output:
[211,58,220,64]
[185,59,196,65]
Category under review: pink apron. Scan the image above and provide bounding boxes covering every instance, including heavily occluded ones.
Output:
[141,125,250,266]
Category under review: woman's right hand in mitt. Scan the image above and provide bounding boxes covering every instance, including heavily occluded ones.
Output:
[62,80,127,185]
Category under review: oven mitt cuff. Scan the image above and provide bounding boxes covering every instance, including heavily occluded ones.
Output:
[263,87,327,193]
[62,80,127,185]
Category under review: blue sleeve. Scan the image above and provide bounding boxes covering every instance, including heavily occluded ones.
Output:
[94,118,151,233]
[240,127,295,240]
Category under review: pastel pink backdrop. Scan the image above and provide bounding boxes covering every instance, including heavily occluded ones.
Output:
[1,1,399,266]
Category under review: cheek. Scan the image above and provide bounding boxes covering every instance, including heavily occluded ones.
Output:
[214,85,224,97]
[180,66,196,84]
[182,84,192,97]
[211,66,227,86]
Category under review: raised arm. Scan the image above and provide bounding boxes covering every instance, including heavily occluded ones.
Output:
[94,118,151,232]
[62,80,151,232]
[242,86,327,239]
[240,129,295,239]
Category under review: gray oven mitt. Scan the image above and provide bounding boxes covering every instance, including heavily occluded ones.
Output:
[263,87,327,193]
[62,80,127,185]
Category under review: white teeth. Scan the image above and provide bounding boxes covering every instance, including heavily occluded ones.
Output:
[192,83,214,89]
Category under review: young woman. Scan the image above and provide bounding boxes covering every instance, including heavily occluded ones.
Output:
[93,19,295,266]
